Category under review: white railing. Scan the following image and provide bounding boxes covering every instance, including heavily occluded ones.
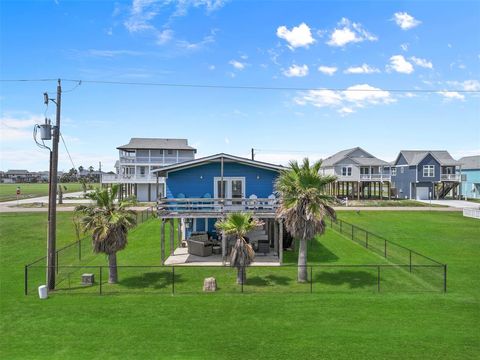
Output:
[440,174,460,181]
[101,174,162,183]
[463,208,480,219]
[118,156,194,165]
[157,197,278,215]
[359,174,391,181]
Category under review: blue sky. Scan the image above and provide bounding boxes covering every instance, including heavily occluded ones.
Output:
[1,0,479,171]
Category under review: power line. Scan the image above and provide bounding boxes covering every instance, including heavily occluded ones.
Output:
[60,132,76,170]
[1,78,478,93]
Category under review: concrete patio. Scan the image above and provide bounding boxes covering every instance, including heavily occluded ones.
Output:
[164,247,281,266]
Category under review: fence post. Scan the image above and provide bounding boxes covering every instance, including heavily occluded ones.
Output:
[172,266,175,295]
[384,240,387,258]
[409,250,412,272]
[310,266,313,294]
[377,266,380,292]
[365,232,368,248]
[99,266,102,295]
[78,239,82,261]
[241,266,244,293]
[24,265,28,295]
[444,265,447,293]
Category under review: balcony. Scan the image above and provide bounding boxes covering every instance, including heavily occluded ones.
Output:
[119,156,193,165]
[157,197,279,218]
[440,174,460,181]
[101,174,164,184]
[359,174,391,181]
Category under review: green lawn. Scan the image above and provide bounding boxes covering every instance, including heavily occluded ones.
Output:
[0,183,94,202]
[1,211,479,359]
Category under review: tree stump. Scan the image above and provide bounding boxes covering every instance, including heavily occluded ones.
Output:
[203,277,217,292]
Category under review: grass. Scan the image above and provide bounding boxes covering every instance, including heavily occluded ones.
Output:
[0,183,98,202]
[1,211,479,359]
[466,198,480,204]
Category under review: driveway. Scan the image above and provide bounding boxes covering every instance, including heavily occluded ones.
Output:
[417,199,480,209]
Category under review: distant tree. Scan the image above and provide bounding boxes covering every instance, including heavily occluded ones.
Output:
[88,166,94,173]
[78,166,84,174]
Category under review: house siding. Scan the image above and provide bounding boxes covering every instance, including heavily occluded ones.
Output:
[165,162,279,199]
[417,154,440,182]
[461,169,480,198]
[392,165,417,199]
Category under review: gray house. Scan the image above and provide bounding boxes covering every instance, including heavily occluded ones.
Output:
[320,147,392,199]
[101,138,196,201]
[391,150,461,200]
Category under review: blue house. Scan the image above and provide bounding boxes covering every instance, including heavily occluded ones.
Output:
[391,150,461,200]
[152,153,287,265]
[458,155,480,199]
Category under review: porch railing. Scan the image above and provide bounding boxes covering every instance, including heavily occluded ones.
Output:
[440,174,460,181]
[360,174,391,181]
[157,197,278,214]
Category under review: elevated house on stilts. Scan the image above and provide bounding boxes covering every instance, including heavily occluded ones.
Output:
[153,153,288,266]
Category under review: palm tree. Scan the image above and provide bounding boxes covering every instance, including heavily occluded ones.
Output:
[275,158,337,283]
[74,185,136,283]
[215,212,263,285]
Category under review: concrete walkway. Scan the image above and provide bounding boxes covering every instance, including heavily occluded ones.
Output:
[334,206,462,212]
[417,199,480,209]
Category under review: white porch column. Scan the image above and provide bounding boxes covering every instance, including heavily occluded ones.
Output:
[160,219,166,265]
[222,230,227,264]
[274,220,278,256]
[272,220,278,254]
[169,219,175,256]
[278,219,283,264]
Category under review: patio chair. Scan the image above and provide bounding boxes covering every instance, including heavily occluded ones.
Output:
[247,194,258,210]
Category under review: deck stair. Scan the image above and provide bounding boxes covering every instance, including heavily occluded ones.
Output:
[436,182,458,199]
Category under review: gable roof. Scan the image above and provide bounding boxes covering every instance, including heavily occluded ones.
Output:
[151,153,285,176]
[321,147,388,167]
[394,150,460,166]
[117,138,196,151]
[458,155,480,169]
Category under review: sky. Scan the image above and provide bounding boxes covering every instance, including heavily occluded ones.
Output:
[0,0,479,172]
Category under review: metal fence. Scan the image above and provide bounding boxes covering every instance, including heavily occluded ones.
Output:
[25,263,446,296]
[24,210,447,296]
[24,207,155,295]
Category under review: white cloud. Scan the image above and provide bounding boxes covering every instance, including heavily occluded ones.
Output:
[318,66,337,76]
[157,29,174,44]
[344,63,380,74]
[295,84,394,115]
[387,55,414,74]
[85,49,145,57]
[0,113,43,142]
[229,60,246,70]
[276,23,315,49]
[447,80,480,91]
[283,64,309,77]
[393,12,421,30]
[176,31,216,50]
[224,137,230,144]
[437,91,465,101]
[326,18,377,47]
[208,64,215,70]
[400,43,409,51]
[410,56,433,69]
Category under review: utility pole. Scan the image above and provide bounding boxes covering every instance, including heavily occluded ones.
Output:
[251,148,255,161]
[46,79,61,290]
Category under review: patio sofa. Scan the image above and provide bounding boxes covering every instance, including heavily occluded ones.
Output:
[187,233,213,257]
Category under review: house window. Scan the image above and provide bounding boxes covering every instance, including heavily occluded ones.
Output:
[401,167,404,174]
[423,165,435,177]
[167,150,173,155]
[342,166,352,176]
[391,167,397,176]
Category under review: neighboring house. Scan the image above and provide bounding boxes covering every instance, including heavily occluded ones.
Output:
[153,153,287,263]
[320,147,392,199]
[101,138,196,202]
[391,150,461,200]
[3,170,36,183]
[458,155,480,199]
